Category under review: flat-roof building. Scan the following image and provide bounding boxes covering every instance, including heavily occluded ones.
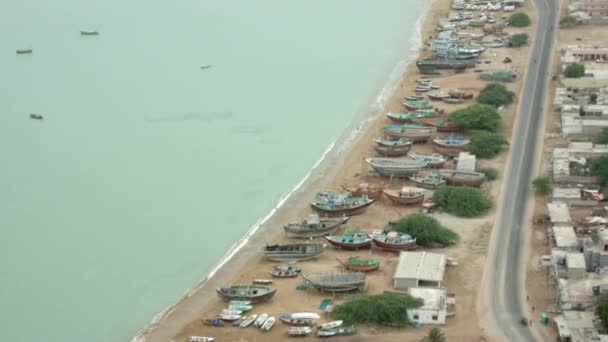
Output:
[393,251,446,289]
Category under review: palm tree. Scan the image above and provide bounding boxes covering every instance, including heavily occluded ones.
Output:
[421,327,446,342]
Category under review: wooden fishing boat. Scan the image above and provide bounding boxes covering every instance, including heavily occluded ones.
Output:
[373,144,411,157]
[279,313,314,327]
[240,314,258,327]
[342,182,384,200]
[221,309,243,316]
[443,97,464,104]
[229,300,251,306]
[302,272,366,293]
[261,316,276,331]
[291,312,321,319]
[427,92,450,101]
[325,233,372,250]
[404,95,423,101]
[374,138,412,148]
[318,330,337,337]
[409,172,446,189]
[366,158,426,178]
[270,269,298,278]
[30,113,43,120]
[264,243,324,262]
[232,316,246,326]
[273,264,301,273]
[412,117,460,132]
[383,187,425,205]
[189,336,215,342]
[322,326,357,336]
[228,304,252,312]
[219,313,241,321]
[254,314,269,328]
[402,99,433,111]
[283,214,349,238]
[217,285,276,303]
[253,279,273,285]
[318,321,343,330]
[336,256,379,272]
[371,230,417,252]
[203,319,224,327]
[449,89,474,99]
[415,86,431,92]
[384,124,436,143]
[310,191,374,216]
[385,112,433,124]
[288,326,313,336]
[80,30,99,35]
[436,169,486,187]
[408,152,447,168]
[16,49,33,54]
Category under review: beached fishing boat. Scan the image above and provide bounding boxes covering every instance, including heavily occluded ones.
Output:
[203,319,224,327]
[216,285,276,303]
[321,326,358,336]
[383,187,425,205]
[283,214,349,238]
[229,300,251,306]
[319,321,343,330]
[270,269,299,278]
[219,313,241,321]
[240,314,257,327]
[279,313,314,327]
[228,304,252,312]
[310,191,374,216]
[318,330,337,337]
[254,313,269,328]
[482,40,504,48]
[427,92,450,101]
[264,243,324,262]
[415,86,431,92]
[342,183,384,200]
[402,99,433,111]
[383,124,436,143]
[16,49,33,54]
[80,30,99,35]
[374,138,412,148]
[385,111,433,124]
[371,230,417,252]
[366,158,426,178]
[189,336,215,342]
[288,326,313,336]
[436,169,486,187]
[404,95,424,101]
[433,135,470,148]
[232,316,246,326]
[336,256,379,272]
[302,272,366,293]
[412,117,460,132]
[253,279,272,285]
[449,89,474,99]
[416,58,477,74]
[273,264,301,273]
[373,144,411,157]
[325,233,372,250]
[409,172,446,189]
[261,316,276,331]
[221,309,243,316]
[442,97,464,104]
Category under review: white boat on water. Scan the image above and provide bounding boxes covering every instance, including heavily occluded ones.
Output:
[291,312,321,320]
[261,316,276,331]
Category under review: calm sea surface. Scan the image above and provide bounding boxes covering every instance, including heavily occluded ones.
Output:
[0,0,429,341]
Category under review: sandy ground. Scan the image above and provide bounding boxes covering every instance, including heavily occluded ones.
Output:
[135,1,540,342]
[523,18,608,341]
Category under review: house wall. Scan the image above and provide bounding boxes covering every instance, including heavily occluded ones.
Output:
[394,278,418,289]
[567,266,586,279]
[407,308,446,325]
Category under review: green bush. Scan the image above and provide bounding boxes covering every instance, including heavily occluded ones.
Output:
[391,213,459,246]
[591,156,608,184]
[477,83,516,108]
[596,299,608,329]
[509,33,528,47]
[478,167,498,181]
[448,104,502,132]
[559,16,579,27]
[595,128,608,145]
[422,328,447,342]
[466,131,509,158]
[508,13,531,27]
[564,63,585,78]
[432,186,492,217]
[331,293,423,327]
[532,176,552,195]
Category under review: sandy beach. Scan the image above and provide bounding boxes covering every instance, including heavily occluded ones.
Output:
[134,0,540,341]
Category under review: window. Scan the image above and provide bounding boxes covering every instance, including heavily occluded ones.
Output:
[432,315,438,321]
[413,314,419,320]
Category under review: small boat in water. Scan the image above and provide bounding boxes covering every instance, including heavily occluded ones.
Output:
[342,182,384,200]
[325,231,372,250]
[409,172,446,189]
[80,30,99,35]
[318,320,343,330]
[366,158,426,178]
[336,256,379,272]
[188,336,215,342]
[200,64,212,69]
[283,214,349,238]
[371,230,417,252]
[383,187,425,205]
[310,191,374,216]
[373,144,411,157]
[279,313,314,327]
[264,243,324,262]
[16,49,33,54]
[261,316,276,331]
[436,169,486,187]
[240,314,258,327]
[288,326,313,336]
[302,272,366,293]
[374,138,412,148]
[30,113,43,120]
[408,152,447,168]
[216,285,276,303]
[254,313,269,328]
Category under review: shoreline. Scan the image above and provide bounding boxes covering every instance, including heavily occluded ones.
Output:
[131,1,443,341]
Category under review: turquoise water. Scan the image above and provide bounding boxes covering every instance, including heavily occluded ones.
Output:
[0,1,429,341]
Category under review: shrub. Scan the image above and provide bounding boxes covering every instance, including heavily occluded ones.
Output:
[432,186,492,217]
[596,299,608,329]
[476,83,516,108]
[478,167,498,181]
[564,63,585,78]
[466,131,509,158]
[509,33,528,47]
[448,104,502,131]
[331,293,423,327]
[532,176,552,195]
[508,13,531,27]
[595,128,608,145]
[391,213,459,246]
[559,15,579,27]
[422,328,447,342]
[591,156,608,184]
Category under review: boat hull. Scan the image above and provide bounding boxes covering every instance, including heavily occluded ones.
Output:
[336,258,379,272]
[284,218,348,238]
[436,170,485,187]
[371,238,417,252]
[373,145,411,157]
[432,144,465,157]
[383,190,425,205]
[310,200,374,217]
[216,288,277,304]
[325,237,372,250]
[409,177,446,189]
[264,244,324,262]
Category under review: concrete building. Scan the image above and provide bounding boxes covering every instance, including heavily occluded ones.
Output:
[548,202,574,227]
[407,287,448,325]
[552,143,608,183]
[393,251,446,289]
[567,253,587,279]
[553,226,580,250]
[456,152,476,172]
[554,311,601,342]
[558,274,608,310]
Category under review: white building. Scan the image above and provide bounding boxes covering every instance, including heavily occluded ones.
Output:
[548,202,573,227]
[393,251,446,289]
[553,226,579,250]
[567,253,587,279]
[407,287,448,325]
[554,311,601,342]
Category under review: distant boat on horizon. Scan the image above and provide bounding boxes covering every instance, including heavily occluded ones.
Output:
[16,49,33,54]
[80,30,99,36]
[30,113,43,120]
[200,64,212,70]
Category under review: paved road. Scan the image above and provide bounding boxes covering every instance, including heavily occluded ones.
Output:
[481,0,558,340]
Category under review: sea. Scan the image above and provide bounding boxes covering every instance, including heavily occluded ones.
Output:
[0,0,431,341]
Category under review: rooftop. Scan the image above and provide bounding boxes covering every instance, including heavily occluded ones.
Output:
[555,311,600,342]
[408,287,446,311]
[548,202,573,225]
[394,251,446,282]
[553,226,579,248]
[562,78,608,90]
[559,274,608,304]
[567,252,587,269]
